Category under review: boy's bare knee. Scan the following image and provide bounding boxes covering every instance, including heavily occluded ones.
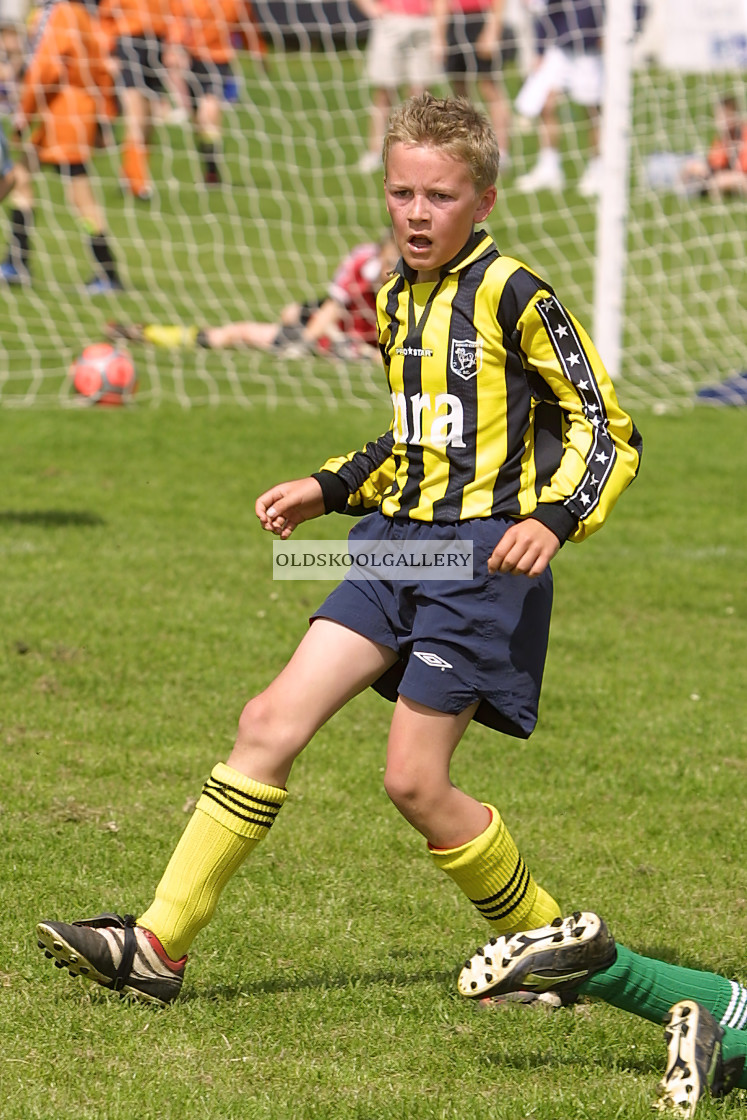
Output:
[235,693,277,751]
[383,765,421,814]
[230,693,306,785]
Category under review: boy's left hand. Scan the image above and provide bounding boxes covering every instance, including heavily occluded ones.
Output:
[488,519,560,577]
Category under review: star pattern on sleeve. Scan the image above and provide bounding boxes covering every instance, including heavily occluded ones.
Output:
[533,294,618,521]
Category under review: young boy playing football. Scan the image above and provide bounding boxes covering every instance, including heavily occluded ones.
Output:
[36,93,642,1005]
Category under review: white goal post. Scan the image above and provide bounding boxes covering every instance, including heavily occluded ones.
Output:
[593,0,634,381]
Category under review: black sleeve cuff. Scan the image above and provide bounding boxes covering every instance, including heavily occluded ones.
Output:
[311,470,351,514]
[529,503,579,545]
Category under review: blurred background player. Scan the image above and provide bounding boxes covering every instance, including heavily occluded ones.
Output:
[354,0,439,173]
[1,0,123,291]
[433,0,512,169]
[0,0,25,114]
[106,233,399,354]
[0,122,14,202]
[98,0,172,200]
[680,93,747,199]
[513,0,604,196]
[166,0,260,187]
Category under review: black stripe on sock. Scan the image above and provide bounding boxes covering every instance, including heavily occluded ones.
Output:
[472,855,526,909]
[473,859,531,920]
[203,776,283,811]
[200,787,280,830]
[201,779,283,828]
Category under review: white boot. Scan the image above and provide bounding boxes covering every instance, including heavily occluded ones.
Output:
[578,156,602,197]
[516,148,564,192]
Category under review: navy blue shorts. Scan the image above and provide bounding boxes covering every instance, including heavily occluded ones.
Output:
[311,512,553,739]
[186,59,234,107]
[445,13,500,78]
[114,36,167,96]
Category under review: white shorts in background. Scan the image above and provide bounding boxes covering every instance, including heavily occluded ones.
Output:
[515,45,603,117]
[365,15,438,90]
[0,0,28,23]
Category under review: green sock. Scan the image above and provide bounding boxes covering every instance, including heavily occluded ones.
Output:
[580,943,747,1030]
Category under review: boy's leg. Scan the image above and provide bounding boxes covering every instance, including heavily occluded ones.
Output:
[2,157,33,282]
[38,620,397,1000]
[66,172,123,290]
[385,696,560,935]
[195,91,222,185]
[120,87,152,200]
[204,321,279,349]
[580,942,747,1029]
[141,618,397,960]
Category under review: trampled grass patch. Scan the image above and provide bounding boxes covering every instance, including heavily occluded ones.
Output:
[1,403,745,1118]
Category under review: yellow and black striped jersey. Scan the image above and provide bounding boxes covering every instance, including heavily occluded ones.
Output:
[316,230,642,544]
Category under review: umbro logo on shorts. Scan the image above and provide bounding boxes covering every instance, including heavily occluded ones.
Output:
[413,651,453,671]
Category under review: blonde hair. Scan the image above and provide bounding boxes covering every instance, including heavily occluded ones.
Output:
[383,93,500,192]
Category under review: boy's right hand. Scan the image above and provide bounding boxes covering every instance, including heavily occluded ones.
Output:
[255,477,325,539]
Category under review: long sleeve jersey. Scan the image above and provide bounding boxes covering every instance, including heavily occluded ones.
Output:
[20,1,116,165]
[98,0,173,45]
[315,230,642,545]
[168,0,243,62]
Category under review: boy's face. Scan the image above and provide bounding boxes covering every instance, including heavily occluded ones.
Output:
[384,142,496,283]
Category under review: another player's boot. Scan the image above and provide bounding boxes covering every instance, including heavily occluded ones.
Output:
[85,275,125,295]
[36,913,186,1006]
[515,148,565,193]
[106,321,146,343]
[458,911,616,1000]
[197,136,222,187]
[654,1000,744,1117]
[0,257,30,285]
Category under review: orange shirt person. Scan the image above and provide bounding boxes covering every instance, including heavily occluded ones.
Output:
[1,0,123,292]
[98,0,175,200]
[680,94,747,199]
[707,95,747,190]
[165,0,261,186]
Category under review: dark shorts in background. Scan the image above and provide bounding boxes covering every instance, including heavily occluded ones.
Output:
[51,162,88,178]
[115,36,168,96]
[445,12,498,78]
[186,59,234,107]
[311,512,553,739]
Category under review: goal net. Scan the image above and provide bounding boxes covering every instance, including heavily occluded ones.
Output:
[0,0,744,410]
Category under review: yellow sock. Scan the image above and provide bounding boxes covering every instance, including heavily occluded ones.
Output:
[143,324,198,349]
[138,763,287,960]
[429,803,560,936]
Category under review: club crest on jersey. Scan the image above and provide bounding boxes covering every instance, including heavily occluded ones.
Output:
[450,338,482,381]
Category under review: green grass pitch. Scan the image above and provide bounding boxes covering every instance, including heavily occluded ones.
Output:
[0,402,745,1119]
[0,37,745,1120]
